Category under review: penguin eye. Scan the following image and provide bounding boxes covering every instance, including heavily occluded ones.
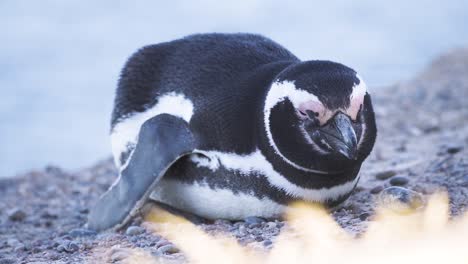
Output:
[306,110,319,119]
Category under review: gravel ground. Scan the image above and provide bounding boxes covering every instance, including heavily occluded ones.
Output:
[1,47,467,263]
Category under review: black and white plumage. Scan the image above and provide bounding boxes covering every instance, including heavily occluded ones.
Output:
[88,33,377,231]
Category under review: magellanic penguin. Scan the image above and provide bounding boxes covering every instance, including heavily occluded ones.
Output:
[88,33,377,231]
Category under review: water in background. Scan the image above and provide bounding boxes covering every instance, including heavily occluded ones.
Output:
[1,0,468,177]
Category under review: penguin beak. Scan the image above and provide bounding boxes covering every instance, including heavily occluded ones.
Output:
[318,112,358,160]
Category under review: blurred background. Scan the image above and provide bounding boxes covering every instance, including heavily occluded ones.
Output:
[1,0,467,177]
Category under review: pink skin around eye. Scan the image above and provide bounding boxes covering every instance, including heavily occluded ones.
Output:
[348,93,365,120]
[297,100,327,125]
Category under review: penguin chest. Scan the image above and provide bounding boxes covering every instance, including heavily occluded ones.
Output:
[149,179,285,220]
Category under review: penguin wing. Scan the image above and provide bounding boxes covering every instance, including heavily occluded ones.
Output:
[87,114,197,231]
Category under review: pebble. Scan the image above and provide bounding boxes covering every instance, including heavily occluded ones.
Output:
[8,208,26,221]
[378,187,425,211]
[155,239,171,248]
[214,219,231,226]
[14,244,26,252]
[57,241,79,253]
[375,170,396,180]
[244,216,266,225]
[254,236,263,242]
[370,185,384,194]
[69,228,97,237]
[0,258,15,264]
[263,240,273,247]
[67,242,80,253]
[389,176,409,186]
[125,226,145,236]
[40,210,58,219]
[110,250,130,262]
[358,212,370,220]
[446,144,463,154]
[6,238,22,248]
[157,244,179,255]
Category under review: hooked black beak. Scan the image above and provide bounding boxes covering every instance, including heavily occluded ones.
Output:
[318,112,358,160]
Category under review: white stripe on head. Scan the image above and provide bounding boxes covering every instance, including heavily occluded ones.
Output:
[347,75,368,121]
[191,149,358,202]
[263,80,330,173]
[110,92,194,169]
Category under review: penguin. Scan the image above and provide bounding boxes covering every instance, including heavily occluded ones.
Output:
[88,33,377,231]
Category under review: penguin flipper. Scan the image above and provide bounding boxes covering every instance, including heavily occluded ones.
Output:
[87,114,196,231]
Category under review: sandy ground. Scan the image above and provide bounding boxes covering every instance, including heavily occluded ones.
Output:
[0,48,467,263]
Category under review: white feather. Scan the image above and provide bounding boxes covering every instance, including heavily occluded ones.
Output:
[191,149,359,202]
[110,92,194,168]
[150,179,286,219]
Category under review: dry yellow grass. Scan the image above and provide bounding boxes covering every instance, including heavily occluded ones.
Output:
[119,193,468,264]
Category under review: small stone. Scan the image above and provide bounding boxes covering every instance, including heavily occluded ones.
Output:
[447,144,463,154]
[359,212,370,220]
[41,210,58,219]
[389,176,409,186]
[110,250,130,262]
[125,226,145,236]
[244,216,266,225]
[8,208,26,221]
[214,219,231,226]
[370,185,384,194]
[375,170,396,180]
[155,240,171,248]
[0,258,15,264]
[13,244,25,252]
[263,240,273,247]
[157,244,179,255]
[6,238,21,248]
[254,236,263,242]
[64,242,79,253]
[378,187,425,211]
[69,228,97,237]
[32,246,42,253]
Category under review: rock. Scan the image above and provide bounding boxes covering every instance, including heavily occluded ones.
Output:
[0,258,15,264]
[58,241,79,253]
[370,185,384,194]
[446,144,463,154]
[125,226,145,236]
[244,216,266,225]
[263,240,273,247]
[65,242,79,253]
[13,243,26,252]
[378,187,425,211]
[8,208,26,221]
[155,239,171,248]
[110,250,131,262]
[40,210,58,219]
[6,238,22,248]
[214,219,231,226]
[359,212,370,220]
[375,170,396,180]
[69,228,97,237]
[389,176,409,186]
[157,244,179,255]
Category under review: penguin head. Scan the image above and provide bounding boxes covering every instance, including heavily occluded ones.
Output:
[264,61,377,173]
